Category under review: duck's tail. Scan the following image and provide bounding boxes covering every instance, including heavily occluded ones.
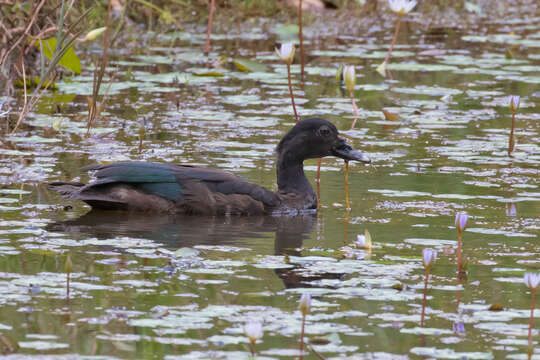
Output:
[48,182,85,199]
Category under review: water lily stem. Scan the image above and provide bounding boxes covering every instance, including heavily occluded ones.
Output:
[421,269,429,327]
[204,0,215,55]
[300,313,306,360]
[66,272,70,299]
[316,158,322,208]
[349,90,359,129]
[383,14,403,65]
[299,0,304,81]
[529,287,536,344]
[249,339,256,357]
[456,277,462,310]
[345,161,350,211]
[457,232,462,273]
[508,111,516,157]
[287,63,299,122]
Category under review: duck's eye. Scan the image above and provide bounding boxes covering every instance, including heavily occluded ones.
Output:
[318,125,331,137]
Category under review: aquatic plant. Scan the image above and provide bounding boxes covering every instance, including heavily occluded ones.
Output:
[508,95,520,157]
[377,0,417,76]
[276,42,299,122]
[454,212,468,274]
[244,321,263,356]
[7,0,91,134]
[524,272,539,344]
[298,293,311,359]
[421,248,437,326]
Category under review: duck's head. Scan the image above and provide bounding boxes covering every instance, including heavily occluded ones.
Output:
[276,118,371,164]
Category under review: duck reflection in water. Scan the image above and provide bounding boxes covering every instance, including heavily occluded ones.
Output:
[47,211,344,288]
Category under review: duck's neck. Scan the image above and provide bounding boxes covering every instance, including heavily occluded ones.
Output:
[276,153,315,198]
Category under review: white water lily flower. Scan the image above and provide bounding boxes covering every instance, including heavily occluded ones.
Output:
[524,273,540,289]
[342,65,356,93]
[244,321,263,342]
[509,95,520,112]
[455,212,468,234]
[298,293,311,315]
[422,248,437,269]
[388,0,417,15]
[275,42,295,65]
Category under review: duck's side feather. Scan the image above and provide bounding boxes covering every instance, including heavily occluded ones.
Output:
[51,162,280,215]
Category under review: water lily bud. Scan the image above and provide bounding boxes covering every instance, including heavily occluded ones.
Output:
[509,95,520,113]
[524,273,540,290]
[276,42,295,65]
[244,321,263,343]
[376,61,387,77]
[355,229,372,249]
[65,253,73,274]
[455,212,468,234]
[388,0,417,15]
[343,65,356,93]
[84,27,107,41]
[298,293,311,316]
[422,248,437,270]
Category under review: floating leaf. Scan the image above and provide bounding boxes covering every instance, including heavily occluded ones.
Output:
[192,71,224,77]
[489,303,504,312]
[382,110,401,122]
[232,58,268,73]
[173,247,200,258]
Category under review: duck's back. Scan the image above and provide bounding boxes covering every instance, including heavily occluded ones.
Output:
[49,162,280,215]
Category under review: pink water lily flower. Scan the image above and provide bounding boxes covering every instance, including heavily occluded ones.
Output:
[422,248,438,269]
[455,212,468,233]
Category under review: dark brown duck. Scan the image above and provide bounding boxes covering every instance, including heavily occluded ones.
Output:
[49,118,371,215]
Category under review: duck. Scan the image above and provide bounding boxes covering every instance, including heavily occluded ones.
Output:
[49,117,371,215]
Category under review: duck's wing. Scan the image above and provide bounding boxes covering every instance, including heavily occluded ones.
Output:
[50,162,280,214]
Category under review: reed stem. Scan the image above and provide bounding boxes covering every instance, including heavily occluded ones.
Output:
[299,0,304,81]
[204,0,215,55]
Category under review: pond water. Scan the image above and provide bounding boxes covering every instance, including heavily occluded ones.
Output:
[0,9,539,360]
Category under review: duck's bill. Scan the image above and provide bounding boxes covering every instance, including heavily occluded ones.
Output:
[332,143,371,163]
